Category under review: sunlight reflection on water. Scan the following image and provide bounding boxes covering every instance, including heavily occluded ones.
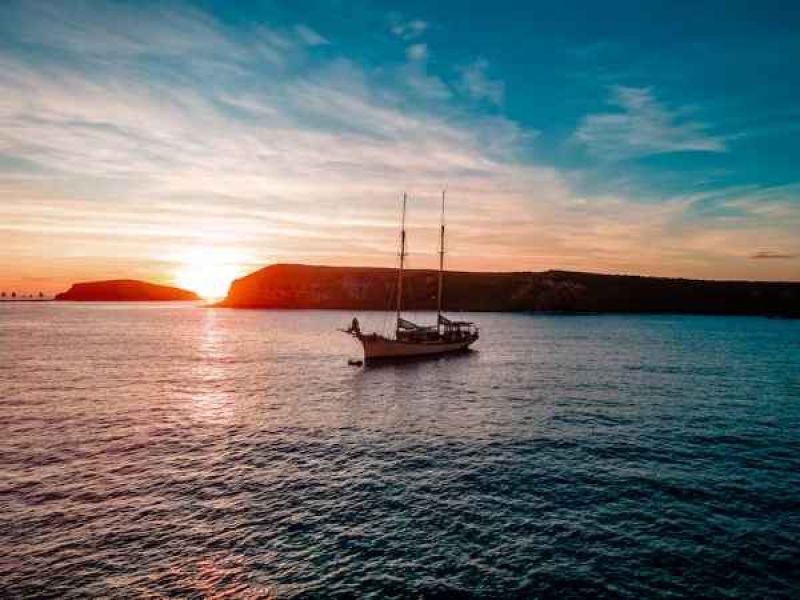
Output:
[190,310,236,423]
[140,553,274,599]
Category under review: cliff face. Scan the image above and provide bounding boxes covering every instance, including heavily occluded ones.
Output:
[219,264,800,316]
[55,280,200,301]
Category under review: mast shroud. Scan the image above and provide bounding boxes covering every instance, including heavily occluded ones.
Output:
[395,193,407,336]
[437,189,446,328]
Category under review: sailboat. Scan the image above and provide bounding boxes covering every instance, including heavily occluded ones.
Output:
[343,191,479,362]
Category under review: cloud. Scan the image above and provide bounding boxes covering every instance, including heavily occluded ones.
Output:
[0,4,511,254]
[459,59,504,105]
[391,18,428,40]
[574,86,726,160]
[0,0,240,59]
[401,69,451,100]
[294,24,329,46]
[0,1,797,288]
[751,251,797,259]
[398,44,450,100]
[406,43,428,62]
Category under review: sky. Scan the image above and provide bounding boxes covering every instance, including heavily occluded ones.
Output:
[1,0,799,297]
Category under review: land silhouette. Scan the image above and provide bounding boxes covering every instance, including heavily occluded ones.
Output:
[52,265,799,316]
[216,264,800,317]
[55,280,199,301]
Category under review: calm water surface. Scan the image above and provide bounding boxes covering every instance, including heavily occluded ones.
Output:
[2,303,799,598]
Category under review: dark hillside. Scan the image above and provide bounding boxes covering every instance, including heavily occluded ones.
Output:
[219,264,800,317]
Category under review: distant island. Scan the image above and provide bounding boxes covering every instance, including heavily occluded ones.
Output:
[55,280,200,302]
[217,263,800,317]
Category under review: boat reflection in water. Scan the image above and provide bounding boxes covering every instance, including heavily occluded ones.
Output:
[343,191,479,362]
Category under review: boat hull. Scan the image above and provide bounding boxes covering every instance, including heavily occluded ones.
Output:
[358,335,477,361]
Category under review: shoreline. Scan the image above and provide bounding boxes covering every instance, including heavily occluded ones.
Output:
[6,299,795,319]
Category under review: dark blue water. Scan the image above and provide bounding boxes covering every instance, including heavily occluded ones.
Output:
[2,303,799,598]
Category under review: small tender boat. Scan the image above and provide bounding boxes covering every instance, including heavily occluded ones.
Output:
[343,191,479,362]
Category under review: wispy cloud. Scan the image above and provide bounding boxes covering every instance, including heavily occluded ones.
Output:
[398,44,450,100]
[401,68,451,100]
[406,43,428,62]
[751,251,797,259]
[574,86,726,160]
[391,18,428,40]
[0,2,518,274]
[294,24,329,46]
[0,1,797,291]
[459,59,504,105]
[1,0,239,59]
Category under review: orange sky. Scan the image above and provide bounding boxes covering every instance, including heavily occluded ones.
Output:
[3,184,799,300]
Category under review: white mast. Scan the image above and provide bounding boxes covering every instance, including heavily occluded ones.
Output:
[395,192,407,335]
[437,189,446,329]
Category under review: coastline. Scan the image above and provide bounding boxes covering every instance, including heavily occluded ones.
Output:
[216,264,800,318]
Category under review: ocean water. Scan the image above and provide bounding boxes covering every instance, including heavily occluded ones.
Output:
[2,303,799,599]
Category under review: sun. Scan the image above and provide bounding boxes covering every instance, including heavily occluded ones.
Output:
[173,247,247,301]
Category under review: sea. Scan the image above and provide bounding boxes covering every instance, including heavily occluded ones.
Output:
[2,302,799,599]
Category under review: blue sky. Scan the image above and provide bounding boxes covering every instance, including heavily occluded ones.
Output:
[1,0,798,293]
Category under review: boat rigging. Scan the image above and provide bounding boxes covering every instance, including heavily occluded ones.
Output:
[343,191,479,361]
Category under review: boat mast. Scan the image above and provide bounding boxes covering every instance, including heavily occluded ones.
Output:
[395,192,407,335]
[437,189,446,330]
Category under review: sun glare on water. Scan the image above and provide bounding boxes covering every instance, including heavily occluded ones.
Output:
[173,248,248,301]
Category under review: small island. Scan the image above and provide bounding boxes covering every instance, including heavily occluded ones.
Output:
[55,280,200,302]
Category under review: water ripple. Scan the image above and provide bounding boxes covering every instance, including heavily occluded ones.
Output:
[2,305,799,598]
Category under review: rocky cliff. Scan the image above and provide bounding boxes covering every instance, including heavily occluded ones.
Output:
[56,280,200,301]
[219,264,800,317]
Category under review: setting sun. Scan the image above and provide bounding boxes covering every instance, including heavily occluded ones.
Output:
[173,248,247,300]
